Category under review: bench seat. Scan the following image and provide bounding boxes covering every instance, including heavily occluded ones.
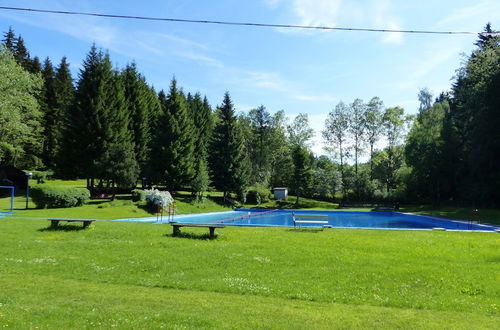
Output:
[48,219,95,228]
[170,222,225,239]
[292,214,329,229]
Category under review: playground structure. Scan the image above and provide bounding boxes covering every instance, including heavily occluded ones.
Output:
[0,185,15,214]
[156,202,176,223]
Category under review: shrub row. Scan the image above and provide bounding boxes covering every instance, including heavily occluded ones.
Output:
[31,186,90,208]
[131,189,146,202]
[246,187,272,205]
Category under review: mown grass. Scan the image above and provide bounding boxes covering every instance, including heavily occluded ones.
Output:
[0,218,498,328]
[401,205,500,226]
[0,191,230,220]
[245,196,340,210]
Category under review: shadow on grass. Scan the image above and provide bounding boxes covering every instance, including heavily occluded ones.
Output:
[204,195,231,207]
[165,232,218,240]
[136,203,157,215]
[287,228,323,233]
[38,225,89,232]
[86,200,108,205]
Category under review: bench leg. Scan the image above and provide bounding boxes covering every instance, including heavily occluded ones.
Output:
[50,220,59,228]
[173,226,181,236]
[209,227,216,239]
[83,221,91,228]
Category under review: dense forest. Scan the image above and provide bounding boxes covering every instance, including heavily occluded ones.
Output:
[1,24,499,206]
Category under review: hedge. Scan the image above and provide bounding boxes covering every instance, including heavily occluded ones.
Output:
[246,187,272,205]
[131,189,146,202]
[30,186,90,208]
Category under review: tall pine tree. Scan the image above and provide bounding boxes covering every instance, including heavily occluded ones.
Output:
[209,92,249,198]
[122,63,154,177]
[156,78,195,190]
[53,57,75,176]
[67,45,137,189]
[39,57,58,169]
[187,93,213,198]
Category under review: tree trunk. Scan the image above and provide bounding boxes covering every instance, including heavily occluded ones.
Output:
[354,137,358,176]
[111,180,116,201]
[370,143,374,181]
[339,143,345,198]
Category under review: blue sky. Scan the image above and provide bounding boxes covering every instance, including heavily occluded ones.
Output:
[1,0,499,154]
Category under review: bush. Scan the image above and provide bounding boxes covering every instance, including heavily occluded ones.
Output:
[144,189,174,208]
[246,187,272,205]
[29,170,54,184]
[246,190,260,204]
[131,189,146,202]
[31,186,90,208]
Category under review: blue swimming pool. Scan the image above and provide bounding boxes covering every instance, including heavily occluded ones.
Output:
[164,208,500,232]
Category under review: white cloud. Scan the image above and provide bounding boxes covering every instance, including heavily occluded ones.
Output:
[151,32,210,51]
[291,0,342,26]
[370,0,404,44]
[264,0,283,9]
[436,1,500,28]
[266,0,404,43]
[293,93,337,102]
[409,45,460,80]
[1,2,224,68]
[173,51,223,67]
[234,103,255,112]
[240,71,290,92]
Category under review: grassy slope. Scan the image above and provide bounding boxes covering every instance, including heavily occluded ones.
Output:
[0,218,498,328]
[401,205,500,226]
[244,196,339,210]
[1,194,230,220]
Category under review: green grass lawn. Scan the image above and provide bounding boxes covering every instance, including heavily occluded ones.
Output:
[400,205,500,226]
[0,191,231,220]
[244,196,340,210]
[0,218,498,328]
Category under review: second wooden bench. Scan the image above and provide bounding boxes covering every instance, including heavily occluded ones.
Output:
[48,218,95,228]
[292,214,329,228]
[170,222,225,239]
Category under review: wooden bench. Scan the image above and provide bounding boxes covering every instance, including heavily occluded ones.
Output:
[170,222,225,239]
[49,219,95,229]
[292,214,329,228]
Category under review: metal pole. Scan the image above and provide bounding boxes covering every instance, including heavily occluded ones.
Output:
[10,186,14,212]
[25,172,32,209]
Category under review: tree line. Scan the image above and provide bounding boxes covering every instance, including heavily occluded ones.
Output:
[1,24,499,206]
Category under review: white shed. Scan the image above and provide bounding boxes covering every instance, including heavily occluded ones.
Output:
[273,187,288,200]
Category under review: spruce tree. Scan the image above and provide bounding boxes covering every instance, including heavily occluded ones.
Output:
[122,63,152,176]
[97,69,137,191]
[147,89,167,184]
[209,92,249,198]
[13,35,32,71]
[157,78,196,190]
[40,57,58,169]
[187,93,213,197]
[30,56,42,74]
[68,45,137,188]
[2,28,39,74]
[53,57,75,176]
[140,86,162,184]
[2,27,16,51]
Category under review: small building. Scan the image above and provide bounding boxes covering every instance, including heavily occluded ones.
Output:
[0,165,29,189]
[273,187,288,200]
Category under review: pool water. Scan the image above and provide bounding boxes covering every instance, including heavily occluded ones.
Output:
[165,209,500,232]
